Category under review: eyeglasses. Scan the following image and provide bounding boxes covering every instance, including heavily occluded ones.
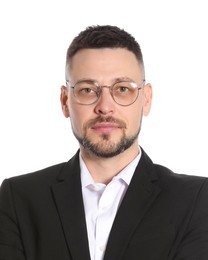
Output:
[66,79,145,106]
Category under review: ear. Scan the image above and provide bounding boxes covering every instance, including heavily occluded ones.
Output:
[60,85,70,118]
[143,83,152,116]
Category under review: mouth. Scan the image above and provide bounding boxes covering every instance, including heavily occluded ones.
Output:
[86,116,126,135]
[91,122,122,134]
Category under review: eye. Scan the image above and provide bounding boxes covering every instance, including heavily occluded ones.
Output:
[80,87,95,94]
[114,84,132,94]
[117,86,129,93]
[75,82,97,96]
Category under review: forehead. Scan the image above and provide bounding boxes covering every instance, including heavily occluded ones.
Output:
[66,48,143,83]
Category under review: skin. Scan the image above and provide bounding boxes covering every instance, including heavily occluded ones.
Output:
[60,48,152,184]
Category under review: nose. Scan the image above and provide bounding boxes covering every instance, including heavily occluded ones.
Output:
[94,87,115,115]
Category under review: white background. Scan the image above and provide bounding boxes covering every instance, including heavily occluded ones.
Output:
[0,0,207,184]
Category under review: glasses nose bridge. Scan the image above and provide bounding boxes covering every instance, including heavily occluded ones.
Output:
[99,84,114,96]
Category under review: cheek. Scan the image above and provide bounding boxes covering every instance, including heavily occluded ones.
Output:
[68,105,90,135]
[132,113,143,130]
[125,106,143,131]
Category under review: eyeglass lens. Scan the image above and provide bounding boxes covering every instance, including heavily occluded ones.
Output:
[72,80,142,106]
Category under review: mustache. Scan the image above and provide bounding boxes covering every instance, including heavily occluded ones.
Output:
[84,116,127,129]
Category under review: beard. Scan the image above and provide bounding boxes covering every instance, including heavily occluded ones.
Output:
[72,115,142,158]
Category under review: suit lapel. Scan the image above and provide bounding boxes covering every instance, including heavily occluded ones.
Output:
[51,152,91,260]
[51,149,160,260]
[104,150,161,260]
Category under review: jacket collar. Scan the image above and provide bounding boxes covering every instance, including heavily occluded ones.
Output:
[51,150,91,260]
[104,149,161,260]
[52,148,160,260]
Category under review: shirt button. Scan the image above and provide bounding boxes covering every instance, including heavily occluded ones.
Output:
[93,186,100,191]
[101,206,108,211]
[99,245,106,252]
[91,184,105,192]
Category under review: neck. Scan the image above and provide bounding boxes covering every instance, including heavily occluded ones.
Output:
[80,144,140,184]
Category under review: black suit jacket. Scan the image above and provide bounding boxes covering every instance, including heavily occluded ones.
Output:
[0,149,208,260]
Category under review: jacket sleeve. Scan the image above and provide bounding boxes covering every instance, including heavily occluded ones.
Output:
[173,178,208,260]
[0,179,26,260]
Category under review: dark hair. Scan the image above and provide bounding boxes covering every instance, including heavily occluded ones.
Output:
[66,25,144,71]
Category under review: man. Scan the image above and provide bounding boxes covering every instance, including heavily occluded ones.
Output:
[0,25,208,260]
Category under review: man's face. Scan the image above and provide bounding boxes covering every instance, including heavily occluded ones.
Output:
[61,48,152,158]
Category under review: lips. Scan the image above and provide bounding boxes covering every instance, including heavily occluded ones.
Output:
[92,122,121,128]
[84,116,126,134]
[91,122,121,133]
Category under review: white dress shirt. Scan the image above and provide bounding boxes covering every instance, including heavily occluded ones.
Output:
[80,149,141,260]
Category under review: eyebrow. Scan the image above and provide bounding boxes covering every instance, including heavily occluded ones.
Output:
[73,76,135,84]
[113,77,134,82]
[67,76,138,88]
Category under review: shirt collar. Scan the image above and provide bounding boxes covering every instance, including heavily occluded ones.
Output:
[80,147,142,188]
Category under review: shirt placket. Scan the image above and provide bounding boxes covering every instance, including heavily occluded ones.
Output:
[94,182,119,260]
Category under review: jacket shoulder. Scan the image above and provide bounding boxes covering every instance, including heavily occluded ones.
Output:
[0,163,69,194]
[155,163,206,181]
[154,163,207,195]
